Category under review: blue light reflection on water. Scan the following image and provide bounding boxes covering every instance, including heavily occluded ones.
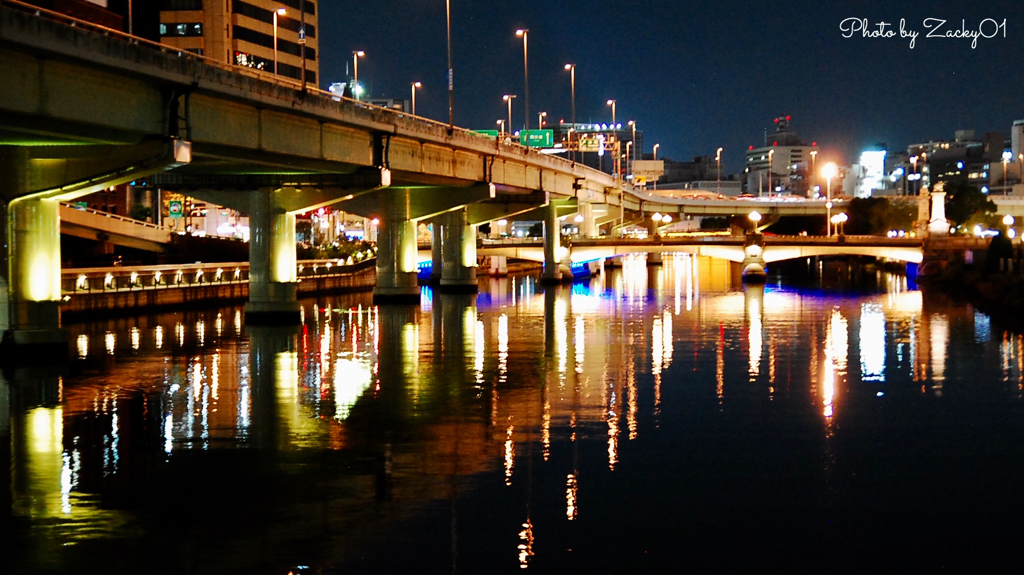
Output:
[6,254,1024,573]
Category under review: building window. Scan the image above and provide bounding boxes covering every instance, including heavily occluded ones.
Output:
[233,0,316,38]
[160,0,203,10]
[161,23,203,37]
[233,25,316,61]
[235,51,270,71]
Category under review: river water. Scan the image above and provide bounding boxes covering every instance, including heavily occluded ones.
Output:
[4,254,1024,573]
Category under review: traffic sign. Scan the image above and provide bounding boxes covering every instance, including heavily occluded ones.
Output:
[579,137,601,152]
[169,200,184,219]
[519,129,553,148]
[298,27,306,44]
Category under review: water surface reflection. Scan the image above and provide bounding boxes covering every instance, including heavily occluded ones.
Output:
[6,254,1024,572]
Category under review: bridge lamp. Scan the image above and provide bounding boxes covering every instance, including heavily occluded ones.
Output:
[661,214,672,224]
[503,94,517,134]
[748,211,762,224]
[273,8,287,76]
[651,212,663,222]
[606,100,616,125]
[574,214,584,223]
[1003,215,1015,227]
[822,162,838,237]
[831,212,848,237]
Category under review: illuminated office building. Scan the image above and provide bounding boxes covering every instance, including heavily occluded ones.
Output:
[158,0,318,84]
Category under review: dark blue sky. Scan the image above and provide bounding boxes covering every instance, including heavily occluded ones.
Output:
[318,0,1023,172]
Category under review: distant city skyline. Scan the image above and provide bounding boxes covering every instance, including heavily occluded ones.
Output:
[318,0,1022,173]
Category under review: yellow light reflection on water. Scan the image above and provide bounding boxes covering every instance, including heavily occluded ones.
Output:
[333,355,373,421]
[76,334,88,359]
[518,518,534,569]
[504,419,515,486]
[105,332,115,355]
[566,473,578,521]
[154,325,164,349]
[130,327,140,350]
[748,297,762,378]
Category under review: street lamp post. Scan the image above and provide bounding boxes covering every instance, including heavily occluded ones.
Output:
[1020,153,1024,183]
[538,111,547,130]
[273,8,286,75]
[628,120,636,162]
[515,29,530,148]
[653,144,660,191]
[564,64,576,161]
[809,149,818,196]
[497,119,505,138]
[410,81,421,116]
[822,162,838,237]
[626,142,633,177]
[445,0,454,130]
[767,149,774,197]
[606,100,617,179]
[503,94,516,135]
[716,147,723,195]
[1004,155,1011,193]
[910,155,918,195]
[352,50,365,100]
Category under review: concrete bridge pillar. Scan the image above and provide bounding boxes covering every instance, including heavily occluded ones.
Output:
[429,220,443,284]
[648,251,663,265]
[488,219,508,276]
[439,208,478,294]
[1,149,65,356]
[5,197,63,349]
[741,233,768,282]
[542,202,563,284]
[579,202,597,238]
[245,187,300,324]
[374,188,420,304]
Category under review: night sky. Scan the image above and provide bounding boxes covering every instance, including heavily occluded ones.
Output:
[318,0,1023,172]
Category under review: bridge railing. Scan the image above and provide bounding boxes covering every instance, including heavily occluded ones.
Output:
[60,202,166,231]
[61,258,375,295]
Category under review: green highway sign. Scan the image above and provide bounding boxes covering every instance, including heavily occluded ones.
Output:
[474,130,499,138]
[169,200,184,219]
[519,129,553,148]
[579,137,601,152]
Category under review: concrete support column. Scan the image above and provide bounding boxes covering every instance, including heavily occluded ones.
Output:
[5,197,63,349]
[542,202,563,284]
[741,233,767,282]
[439,208,478,294]
[245,188,300,324]
[1,147,66,357]
[579,202,597,238]
[429,220,443,285]
[488,219,508,276]
[374,188,420,305]
[647,251,663,265]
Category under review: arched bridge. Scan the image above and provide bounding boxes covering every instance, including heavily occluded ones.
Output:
[471,235,926,265]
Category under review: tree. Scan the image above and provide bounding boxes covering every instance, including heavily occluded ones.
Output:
[943,181,997,232]
[845,197,916,235]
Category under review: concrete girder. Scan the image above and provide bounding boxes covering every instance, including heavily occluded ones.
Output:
[465,190,548,225]
[336,183,495,222]
[505,197,579,222]
[6,139,190,202]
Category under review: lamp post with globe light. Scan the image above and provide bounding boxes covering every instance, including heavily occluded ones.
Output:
[822,162,838,237]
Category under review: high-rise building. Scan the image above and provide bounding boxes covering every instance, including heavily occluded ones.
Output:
[1012,119,1024,160]
[744,116,818,196]
[158,0,318,85]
